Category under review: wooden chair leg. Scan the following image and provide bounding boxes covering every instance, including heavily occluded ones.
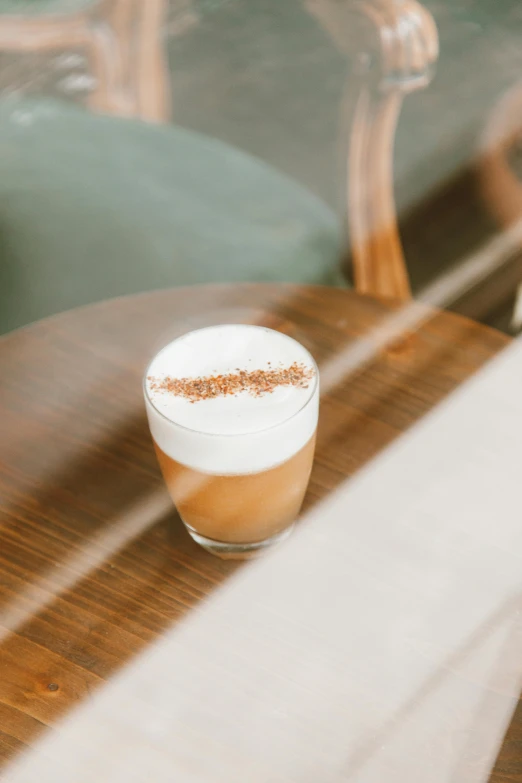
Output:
[135,0,170,122]
[307,0,438,302]
[88,0,170,123]
[86,25,130,116]
[349,86,410,299]
[348,0,438,302]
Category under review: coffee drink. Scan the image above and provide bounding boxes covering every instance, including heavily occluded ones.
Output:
[144,325,319,557]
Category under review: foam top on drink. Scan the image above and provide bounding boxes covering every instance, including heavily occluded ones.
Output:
[144,325,319,475]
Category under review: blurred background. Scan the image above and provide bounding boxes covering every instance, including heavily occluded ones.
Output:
[1,0,522,334]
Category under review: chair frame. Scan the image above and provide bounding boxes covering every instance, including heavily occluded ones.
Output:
[307,0,438,300]
[0,0,170,122]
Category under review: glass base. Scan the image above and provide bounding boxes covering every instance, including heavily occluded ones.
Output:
[185,524,294,560]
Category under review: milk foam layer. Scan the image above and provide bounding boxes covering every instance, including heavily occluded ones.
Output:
[144,325,319,475]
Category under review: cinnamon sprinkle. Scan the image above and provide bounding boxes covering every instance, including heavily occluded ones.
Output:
[148,362,314,403]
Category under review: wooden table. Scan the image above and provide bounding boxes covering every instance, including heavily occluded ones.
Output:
[0,284,519,781]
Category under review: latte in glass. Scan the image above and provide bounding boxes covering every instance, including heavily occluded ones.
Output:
[144,325,319,558]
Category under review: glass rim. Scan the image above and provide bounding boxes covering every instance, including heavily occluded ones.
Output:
[142,324,319,438]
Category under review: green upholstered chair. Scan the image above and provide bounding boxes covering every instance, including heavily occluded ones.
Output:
[0,98,342,333]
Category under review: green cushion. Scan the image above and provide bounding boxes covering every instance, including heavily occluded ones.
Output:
[0,99,342,333]
[0,0,95,14]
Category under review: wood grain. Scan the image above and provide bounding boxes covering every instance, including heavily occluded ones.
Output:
[0,284,516,778]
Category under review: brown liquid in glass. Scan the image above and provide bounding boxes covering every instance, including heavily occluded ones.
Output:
[154,433,316,544]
